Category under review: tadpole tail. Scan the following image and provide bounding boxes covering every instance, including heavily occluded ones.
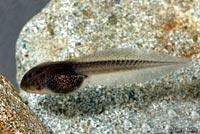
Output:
[71,48,191,86]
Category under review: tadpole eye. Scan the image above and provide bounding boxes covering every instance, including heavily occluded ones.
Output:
[34,68,43,74]
[26,72,32,78]
[25,67,43,79]
[24,71,33,80]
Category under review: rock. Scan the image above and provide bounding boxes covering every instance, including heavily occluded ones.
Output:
[0,74,47,134]
[16,0,200,133]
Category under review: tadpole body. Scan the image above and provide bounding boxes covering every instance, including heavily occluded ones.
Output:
[20,48,191,95]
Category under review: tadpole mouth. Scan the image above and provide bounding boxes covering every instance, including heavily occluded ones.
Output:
[20,68,35,91]
[20,75,28,91]
[20,76,37,93]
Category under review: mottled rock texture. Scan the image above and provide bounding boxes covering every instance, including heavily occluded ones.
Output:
[0,74,47,134]
[16,0,200,133]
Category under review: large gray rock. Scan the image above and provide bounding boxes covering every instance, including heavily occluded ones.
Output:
[0,74,47,134]
[16,0,200,133]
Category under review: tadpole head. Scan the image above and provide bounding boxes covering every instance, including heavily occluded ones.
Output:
[20,61,87,95]
[20,64,48,94]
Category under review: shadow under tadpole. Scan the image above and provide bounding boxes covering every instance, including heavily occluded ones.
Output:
[38,76,200,118]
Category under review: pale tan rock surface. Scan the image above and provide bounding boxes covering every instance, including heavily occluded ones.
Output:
[16,0,200,133]
[0,74,47,134]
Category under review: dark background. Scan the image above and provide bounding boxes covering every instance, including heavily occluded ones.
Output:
[0,0,49,88]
